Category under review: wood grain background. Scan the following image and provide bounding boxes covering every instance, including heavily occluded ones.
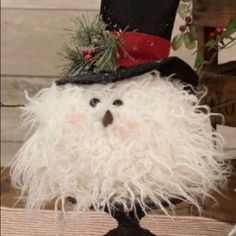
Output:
[193,0,236,28]
[1,0,236,166]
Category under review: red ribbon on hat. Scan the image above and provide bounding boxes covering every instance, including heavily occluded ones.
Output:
[116,31,171,67]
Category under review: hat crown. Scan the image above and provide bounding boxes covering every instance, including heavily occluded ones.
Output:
[100,0,180,40]
[56,0,198,87]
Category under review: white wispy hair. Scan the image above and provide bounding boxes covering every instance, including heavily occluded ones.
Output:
[10,72,230,215]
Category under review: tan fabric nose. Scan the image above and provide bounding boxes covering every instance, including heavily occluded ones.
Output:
[102,110,113,127]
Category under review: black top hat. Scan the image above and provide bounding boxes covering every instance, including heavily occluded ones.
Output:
[56,0,198,87]
[101,0,179,40]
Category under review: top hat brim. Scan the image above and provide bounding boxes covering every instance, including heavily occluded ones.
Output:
[56,57,198,87]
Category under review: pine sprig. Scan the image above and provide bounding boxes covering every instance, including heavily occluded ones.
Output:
[61,46,85,77]
[62,15,123,78]
[71,15,107,48]
[93,32,120,72]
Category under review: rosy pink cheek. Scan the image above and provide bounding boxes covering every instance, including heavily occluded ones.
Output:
[125,120,139,130]
[65,113,86,125]
[117,120,139,138]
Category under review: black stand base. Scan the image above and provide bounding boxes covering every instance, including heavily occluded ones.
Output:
[104,226,156,236]
[67,197,182,236]
[103,205,156,236]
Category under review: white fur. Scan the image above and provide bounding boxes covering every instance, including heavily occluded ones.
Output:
[10,72,230,215]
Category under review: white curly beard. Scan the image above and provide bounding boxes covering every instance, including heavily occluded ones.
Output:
[10,72,230,215]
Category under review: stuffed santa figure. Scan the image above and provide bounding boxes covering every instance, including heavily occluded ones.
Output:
[10,0,230,235]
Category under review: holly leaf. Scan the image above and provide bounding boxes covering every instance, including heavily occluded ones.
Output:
[216,34,224,41]
[178,2,191,19]
[184,32,196,49]
[194,53,204,69]
[172,33,184,50]
[189,25,197,39]
[224,18,236,37]
[227,18,236,30]
[205,40,217,49]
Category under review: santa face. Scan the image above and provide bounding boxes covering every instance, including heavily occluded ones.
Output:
[11,72,229,213]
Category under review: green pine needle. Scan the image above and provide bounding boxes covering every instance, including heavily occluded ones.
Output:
[61,15,125,78]
[94,32,120,72]
[61,46,86,78]
[71,15,105,47]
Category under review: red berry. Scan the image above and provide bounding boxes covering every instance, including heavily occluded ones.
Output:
[215,26,224,35]
[209,32,217,40]
[179,25,186,32]
[82,49,90,56]
[185,16,192,24]
[84,53,93,61]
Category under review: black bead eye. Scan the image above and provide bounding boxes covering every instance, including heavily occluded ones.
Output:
[90,98,100,108]
[113,99,123,106]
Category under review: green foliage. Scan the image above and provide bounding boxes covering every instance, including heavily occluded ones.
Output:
[178,1,192,19]
[62,15,123,78]
[194,53,204,70]
[172,33,184,50]
[184,32,196,49]
[172,31,196,50]
[174,3,236,71]
[194,18,236,69]
[173,0,197,51]
[93,32,120,72]
[61,46,85,78]
[70,15,107,48]
[223,19,236,38]
[189,25,197,39]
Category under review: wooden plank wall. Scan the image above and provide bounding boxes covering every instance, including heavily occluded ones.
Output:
[1,0,236,166]
[1,0,100,10]
[1,1,99,166]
